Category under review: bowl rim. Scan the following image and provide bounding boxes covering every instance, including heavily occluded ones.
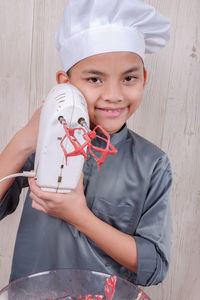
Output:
[0,268,150,299]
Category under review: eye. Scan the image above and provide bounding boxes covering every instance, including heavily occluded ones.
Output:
[88,77,101,84]
[123,76,136,83]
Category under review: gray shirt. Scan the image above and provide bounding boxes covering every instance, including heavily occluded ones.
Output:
[0,124,172,286]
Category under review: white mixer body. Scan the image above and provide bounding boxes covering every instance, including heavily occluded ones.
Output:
[34,83,90,193]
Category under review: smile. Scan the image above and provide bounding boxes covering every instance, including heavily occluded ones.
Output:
[96,107,127,117]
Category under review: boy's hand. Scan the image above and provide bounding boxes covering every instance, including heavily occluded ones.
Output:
[28,174,138,274]
[28,173,90,228]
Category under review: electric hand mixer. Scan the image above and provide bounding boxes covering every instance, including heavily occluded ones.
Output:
[34,83,117,193]
[0,83,117,191]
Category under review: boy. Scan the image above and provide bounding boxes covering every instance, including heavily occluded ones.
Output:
[0,0,172,287]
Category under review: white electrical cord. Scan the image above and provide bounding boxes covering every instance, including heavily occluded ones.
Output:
[0,171,36,183]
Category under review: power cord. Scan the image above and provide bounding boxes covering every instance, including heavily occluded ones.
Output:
[0,171,36,183]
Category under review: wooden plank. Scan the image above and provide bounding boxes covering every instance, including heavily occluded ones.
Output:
[137,0,200,299]
[28,0,68,115]
[0,0,35,289]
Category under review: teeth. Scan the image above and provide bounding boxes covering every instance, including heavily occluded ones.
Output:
[104,109,121,112]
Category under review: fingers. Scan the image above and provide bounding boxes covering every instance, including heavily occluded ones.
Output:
[28,177,54,200]
[28,177,43,197]
[31,194,46,213]
[28,172,84,197]
[28,173,86,218]
[28,177,50,213]
[28,177,67,213]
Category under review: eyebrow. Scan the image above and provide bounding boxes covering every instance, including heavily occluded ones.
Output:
[82,69,105,76]
[121,67,141,75]
[82,67,141,76]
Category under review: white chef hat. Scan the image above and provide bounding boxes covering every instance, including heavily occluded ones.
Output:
[55,0,170,72]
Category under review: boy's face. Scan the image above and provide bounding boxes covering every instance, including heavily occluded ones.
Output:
[57,52,147,134]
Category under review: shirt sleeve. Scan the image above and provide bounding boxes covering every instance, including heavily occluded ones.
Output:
[0,153,35,220]
[134,153,172,286]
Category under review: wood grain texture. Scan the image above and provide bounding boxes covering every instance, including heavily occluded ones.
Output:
[0,0,199,299]
[0,0,35,289]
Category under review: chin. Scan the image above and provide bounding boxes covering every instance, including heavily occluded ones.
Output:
[105,121,125,133]
[101,124,122,134]
[91,118,125,134]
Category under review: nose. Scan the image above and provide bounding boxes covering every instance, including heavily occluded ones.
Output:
[102,81,123,104]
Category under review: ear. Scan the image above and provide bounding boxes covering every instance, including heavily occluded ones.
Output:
[56,70,69,84]
[143,68,147,88]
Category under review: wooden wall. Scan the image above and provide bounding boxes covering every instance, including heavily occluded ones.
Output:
[0,1,199,299]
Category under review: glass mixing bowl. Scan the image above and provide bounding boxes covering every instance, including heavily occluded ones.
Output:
[0,269,150,300]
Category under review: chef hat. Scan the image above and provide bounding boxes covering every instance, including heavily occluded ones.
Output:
[55,0,170,72]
